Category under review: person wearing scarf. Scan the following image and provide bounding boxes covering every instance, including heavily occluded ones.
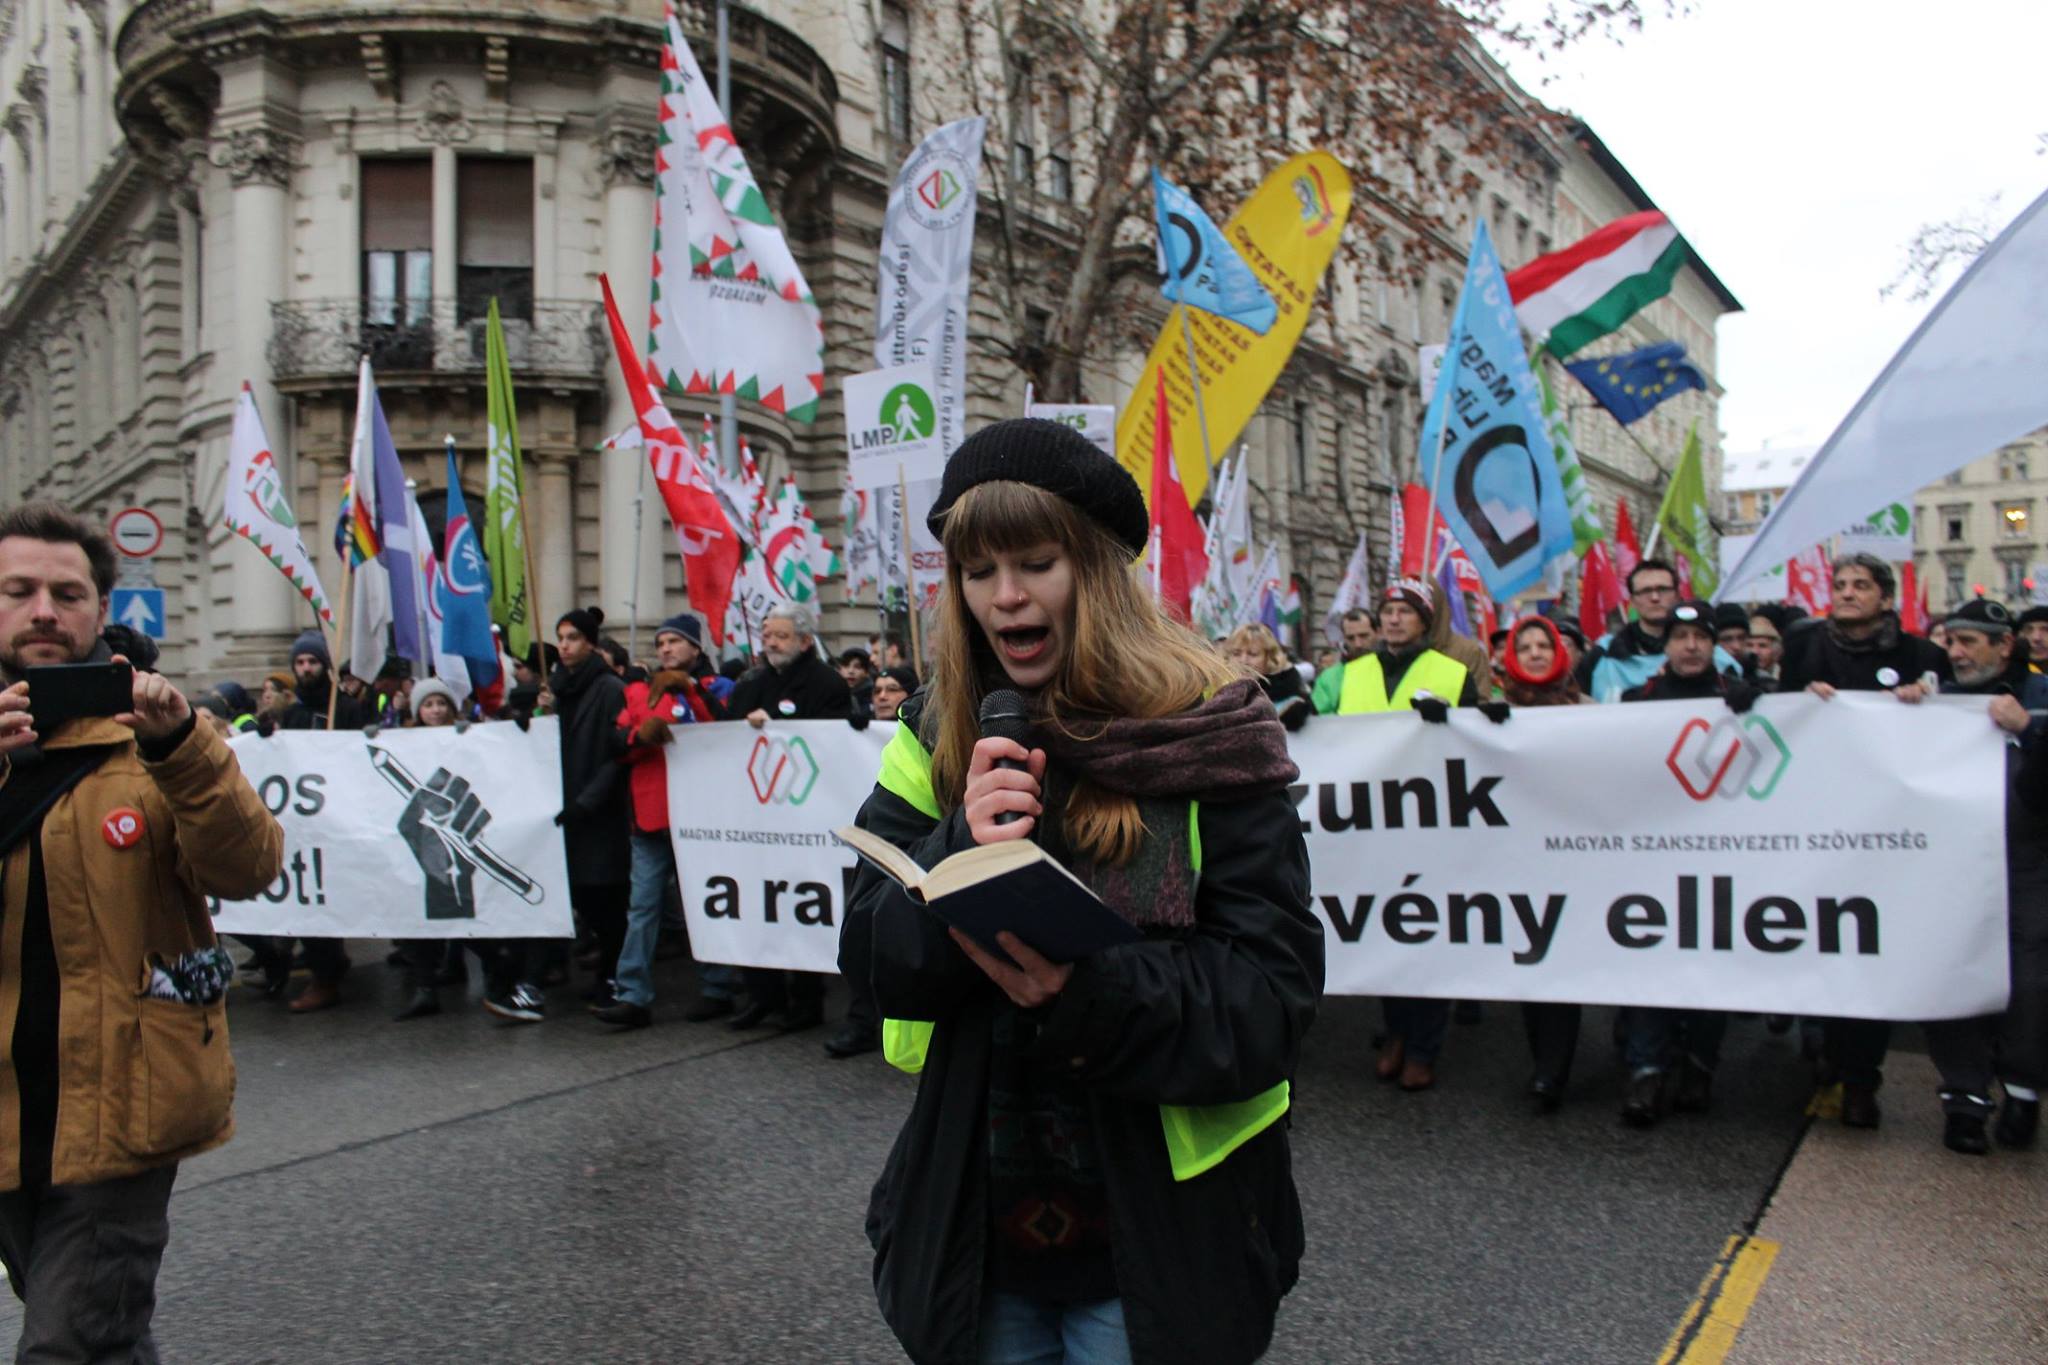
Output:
[1494,614,1587,1111]
[842,420,1321,1365]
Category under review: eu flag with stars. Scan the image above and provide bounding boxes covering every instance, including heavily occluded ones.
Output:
[1565,341,1708,426]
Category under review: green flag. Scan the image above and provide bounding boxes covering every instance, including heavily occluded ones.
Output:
[483,299,532,658]
[1654,422,1717,599]
[1535,346,1604,556]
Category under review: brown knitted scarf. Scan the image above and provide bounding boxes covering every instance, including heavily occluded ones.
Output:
[1028,680,1299,930]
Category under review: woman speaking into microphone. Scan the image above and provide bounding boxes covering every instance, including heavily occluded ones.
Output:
[842,419,1322,1365]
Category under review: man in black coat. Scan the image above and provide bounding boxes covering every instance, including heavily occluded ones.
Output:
[272,628,367,1011]
[1780,554,1952,1129]
[724,604,853,1037]
[1928,599,2048,1155]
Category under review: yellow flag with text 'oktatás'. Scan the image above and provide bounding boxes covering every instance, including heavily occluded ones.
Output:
[1116,151,1352,508]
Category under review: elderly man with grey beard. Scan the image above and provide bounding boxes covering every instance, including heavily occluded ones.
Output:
[723,605,855,1037]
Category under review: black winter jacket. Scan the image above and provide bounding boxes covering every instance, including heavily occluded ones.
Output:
[281,676,369,731]
[726,650,853,721]
[841,691,1321,1365]
[1777,614,1950,693]
[550,655,630,886]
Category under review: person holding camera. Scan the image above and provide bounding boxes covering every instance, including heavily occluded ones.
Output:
[0,502,284,1360]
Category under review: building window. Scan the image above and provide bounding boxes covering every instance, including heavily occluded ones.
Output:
[1438,279,1456,333]
[1946,563,1967,605]
[1045,86,1073,202]
[1756,490,1773,519]
[1724,493,1741,523]
[880,4,911,143]
[1946,513,1966,543]
[1946,469,1965,486]
[1293,401,1312,490]
[457,158,534,323]
[2002,502,2031,538]
[2001,449,2031,481]
[361,158,433,326]
[1007,56,1035,186]
[2006,558,2030,598]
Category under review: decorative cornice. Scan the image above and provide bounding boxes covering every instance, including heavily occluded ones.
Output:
[210,125,297,188]
[359,34,393,101]
[483,36,508,101]
[147,84,208,141]
[414,80,470,145]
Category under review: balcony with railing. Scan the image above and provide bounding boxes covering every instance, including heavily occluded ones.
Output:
[266,299,607,389]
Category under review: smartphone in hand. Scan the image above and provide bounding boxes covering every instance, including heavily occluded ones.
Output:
[23,662,134,731]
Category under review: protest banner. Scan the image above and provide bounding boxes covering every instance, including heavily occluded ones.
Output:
[663,696,2008,1020]
[666,721,893,972]
[212,723,573,939]
[1025,401,1116,457]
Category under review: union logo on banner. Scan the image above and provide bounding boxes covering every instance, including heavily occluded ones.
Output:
[1665,714,1791,802]
[747,734,819,805]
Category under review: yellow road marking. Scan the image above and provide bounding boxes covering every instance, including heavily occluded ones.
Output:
[1657,1234,1781,1365]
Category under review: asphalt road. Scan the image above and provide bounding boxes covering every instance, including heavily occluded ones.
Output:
[0,948,1822,1363]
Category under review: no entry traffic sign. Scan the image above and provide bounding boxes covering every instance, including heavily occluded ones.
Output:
[109,507,163,558]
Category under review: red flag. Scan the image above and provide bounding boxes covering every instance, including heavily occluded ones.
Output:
[599,275,743,644]
[1579,540,1626,641]
[1146,373,1208,620]
[1785,545,1833,617]
[1898,560,1924,635]
[1613,502,1643,581]
[1398,484,1449,577]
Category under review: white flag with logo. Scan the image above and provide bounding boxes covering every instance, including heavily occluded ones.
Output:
[873,116,986,604]
[221,383,333,625]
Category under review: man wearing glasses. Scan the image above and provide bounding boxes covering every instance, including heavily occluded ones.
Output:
[1575,558,1739,703]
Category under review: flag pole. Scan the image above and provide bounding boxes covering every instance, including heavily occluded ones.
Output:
[518,470,545,677]
[1175,306,1218,475]
[328,557,353,730]
[714,0,739,484]
[627,452,647,659]
[898,462,924,673]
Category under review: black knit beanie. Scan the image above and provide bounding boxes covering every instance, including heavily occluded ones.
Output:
[927,418,1149,557]
[558,605,606,644]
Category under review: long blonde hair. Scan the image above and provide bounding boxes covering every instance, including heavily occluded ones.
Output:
[1223,623,1289,675]
[929,481,1238,865]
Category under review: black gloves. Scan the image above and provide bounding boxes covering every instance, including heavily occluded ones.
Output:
[1724,679,1758,714]
[848,713,871,731]
[1477,700,1511,725]
[1414,696,1451,725]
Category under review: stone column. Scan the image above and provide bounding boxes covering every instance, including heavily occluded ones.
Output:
[430,143,457,305]
[535,450,575,633]
[209,59,302,647]
[596,111,661,630]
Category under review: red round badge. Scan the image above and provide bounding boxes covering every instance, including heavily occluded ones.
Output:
[102,808,145,850]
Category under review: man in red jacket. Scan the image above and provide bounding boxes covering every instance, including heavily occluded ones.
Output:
[599,615,731,1028]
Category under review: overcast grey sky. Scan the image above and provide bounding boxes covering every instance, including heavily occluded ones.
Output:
[1498,0,2047,454]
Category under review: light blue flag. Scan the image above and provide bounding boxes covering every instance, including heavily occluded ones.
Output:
[439,443,500,685]
[1152,168,1277,335]
[1416,220,1573,600]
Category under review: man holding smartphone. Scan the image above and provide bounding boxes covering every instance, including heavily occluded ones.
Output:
[0,502,283,1361]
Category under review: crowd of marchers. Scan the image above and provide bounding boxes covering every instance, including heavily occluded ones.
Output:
[184,542,2045,1162]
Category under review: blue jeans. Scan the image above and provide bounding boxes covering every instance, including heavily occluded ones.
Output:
[1620,1007,1727,1076]
[977,1293,1130,1365]
[618,833,675,1007]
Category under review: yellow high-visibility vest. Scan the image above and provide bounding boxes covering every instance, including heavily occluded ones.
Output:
[1337,649,1468,714]
[872,716,1287,1182]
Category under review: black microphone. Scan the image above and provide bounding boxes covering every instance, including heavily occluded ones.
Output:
[978,688,1034,826]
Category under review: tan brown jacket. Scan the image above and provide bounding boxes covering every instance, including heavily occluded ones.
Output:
[0,716,283,1190]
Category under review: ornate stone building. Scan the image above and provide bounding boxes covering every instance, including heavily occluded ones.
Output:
[0,0,1736,679]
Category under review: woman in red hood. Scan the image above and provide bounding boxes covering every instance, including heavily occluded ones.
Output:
[1500,615,1585,1112]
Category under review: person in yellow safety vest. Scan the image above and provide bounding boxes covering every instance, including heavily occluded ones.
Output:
[839,418,1322,1365]
[1335,579,1478,716]
[1338,579,1485,1095]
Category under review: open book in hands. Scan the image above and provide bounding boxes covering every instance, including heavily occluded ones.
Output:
[835,825,1142,966]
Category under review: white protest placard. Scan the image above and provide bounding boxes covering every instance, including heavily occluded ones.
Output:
[213,722,574,939]
[1835,502,1913,559]
[666,720,893,972]
[1296,693,2007,1019]
[1025,402,1116,458]
[846,363,945,492]
[1417,342,1447,404]
[663,697,2009,1021]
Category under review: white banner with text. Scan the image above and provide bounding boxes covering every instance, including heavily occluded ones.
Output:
[213,722,575,940]
[664,696,2009,1019]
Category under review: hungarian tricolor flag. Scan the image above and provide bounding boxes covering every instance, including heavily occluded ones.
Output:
[1507,210,1687,359]
[1613,500,1644,581]
[1145,372,1208,621]
[600,274,743,645]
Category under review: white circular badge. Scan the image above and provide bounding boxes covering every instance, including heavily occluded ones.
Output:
[777,698,797,716]
[1875,667,1900,687]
